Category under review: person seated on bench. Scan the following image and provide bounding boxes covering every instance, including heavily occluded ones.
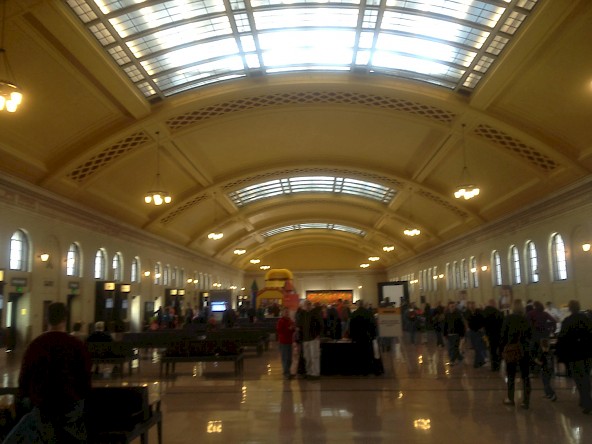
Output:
[86,321,113,343]
[4,302,92,443]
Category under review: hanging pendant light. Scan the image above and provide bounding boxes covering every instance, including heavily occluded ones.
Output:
[454,124,480,200]
[208,192,223,240]
[0,0,23,113]
[144,131,172,206]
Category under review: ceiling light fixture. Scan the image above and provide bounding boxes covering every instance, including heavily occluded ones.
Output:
[233,248,246,255]
[404,189,421,236]
[260,265,270,270]
[250,259,260,264]
[144,131,172,206]
[208,192,224,240]
[0,0,22,113]
[454,124,480,200]
[360,263,369,268]
[368,256,380,261]
[382,245,395,252]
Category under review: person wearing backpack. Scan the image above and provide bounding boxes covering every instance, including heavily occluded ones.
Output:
[556,299,592,414]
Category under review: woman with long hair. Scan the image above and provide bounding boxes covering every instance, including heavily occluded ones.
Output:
[500,299,533,409]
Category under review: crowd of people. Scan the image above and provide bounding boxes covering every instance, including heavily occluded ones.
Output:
[406,296,592,414]
[276,299,379,380]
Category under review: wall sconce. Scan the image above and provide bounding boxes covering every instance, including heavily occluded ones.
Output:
[470,267,477,273]
[187,278,193,283]
[178,289,185,295]
[481,265,488,271]
[438,274,444,279]
[104,282,115,291]
[170,289,178,295]
[120,284,131,293]
[0,268,4,282]
[144,271,151,277]
[39,253,50,262]
[582,243,591,252]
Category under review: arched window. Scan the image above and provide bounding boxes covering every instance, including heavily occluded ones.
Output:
[66,243,81,277]
[526,241,539,283]
[131,257,140,283]
[551,233,568,281]
[154,262,162,285]
[199,272,204,290]
[10,230,29,271]
[179,268,185,287]
[493,250,502,286]
[94,249,107,279]
[470,256,479,288]
[172,267,178,286]
[461,259,468,289]
[112,252,123,282]
[454,261,461,289]
[432,266,438,291]
[445,263,451,290]
[510,245,521,285]
[163,265,170,286]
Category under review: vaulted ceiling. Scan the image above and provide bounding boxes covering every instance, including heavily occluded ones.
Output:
[1,0,591,273]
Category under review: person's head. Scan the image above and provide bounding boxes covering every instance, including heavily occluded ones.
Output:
[95,321,105,332]
[488,298,497,307]
[72,321,82,332]
[447,301,456,312]
[540,338,550,351]
[511,299,525,315]
[568,300,581,314]
[282,306,290,317]
[533,301,544,312]
[47,302,68,330]
[304,300,312,311]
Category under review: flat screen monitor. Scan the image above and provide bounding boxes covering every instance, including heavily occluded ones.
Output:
[210,302,226,312]
[105,298,114,309]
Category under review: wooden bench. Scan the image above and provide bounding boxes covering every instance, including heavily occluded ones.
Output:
[159,339,244,377]
[87,385,162,444]
[86,342,137,377]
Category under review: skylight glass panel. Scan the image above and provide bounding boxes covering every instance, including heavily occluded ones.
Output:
[261,223,366,238]
[228,176,396,207]
[68,0,539,97]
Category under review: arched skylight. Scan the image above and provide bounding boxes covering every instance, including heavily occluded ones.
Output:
[67,0,539,99]
[228,176,396,207]
[262,223,366,238]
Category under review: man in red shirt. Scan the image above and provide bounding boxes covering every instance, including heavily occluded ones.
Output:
[276,306,295,379]
[5,302,92,442]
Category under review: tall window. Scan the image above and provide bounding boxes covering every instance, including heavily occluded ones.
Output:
[154,262,162,285]
[94,249,107,279]
[432,266,438,291]
[470,256,479,288]
[10,230,29,271]
[551,233,568,281]
[112,252,123,282]
[172,267,178,286]
[66,243,81,277]
[131,257,140,283]
[179,268,185,287]
[526,241,539,283]
[510,245,521,285]
[461,259,468,289]
[163,265,170,286]
[493,250,502,286]
[454,261,461,289]
[445,263,451,290]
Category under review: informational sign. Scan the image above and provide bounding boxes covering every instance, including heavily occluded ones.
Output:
[377,307,402,338]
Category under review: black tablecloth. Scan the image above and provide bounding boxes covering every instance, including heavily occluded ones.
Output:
[320,341,383,376]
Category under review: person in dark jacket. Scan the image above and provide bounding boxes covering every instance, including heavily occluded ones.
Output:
[556,299,592,414]
[482,299,504,371]
[443,301,465,366]
[500,299,532,409]
[466,301,486,368]
[297,300,323,379]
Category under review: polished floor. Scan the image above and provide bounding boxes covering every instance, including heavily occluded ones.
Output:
[1,334,591,444]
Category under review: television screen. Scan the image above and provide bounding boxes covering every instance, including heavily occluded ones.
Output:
[105,298,114,309]
[210,302,226,312]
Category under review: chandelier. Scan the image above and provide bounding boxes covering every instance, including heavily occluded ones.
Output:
[0,0,23,113]
[208,192,223,240]
[144,131,172,206]
[454,124,480,200]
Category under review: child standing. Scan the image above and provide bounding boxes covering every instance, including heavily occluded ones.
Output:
[535,338,557,401]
